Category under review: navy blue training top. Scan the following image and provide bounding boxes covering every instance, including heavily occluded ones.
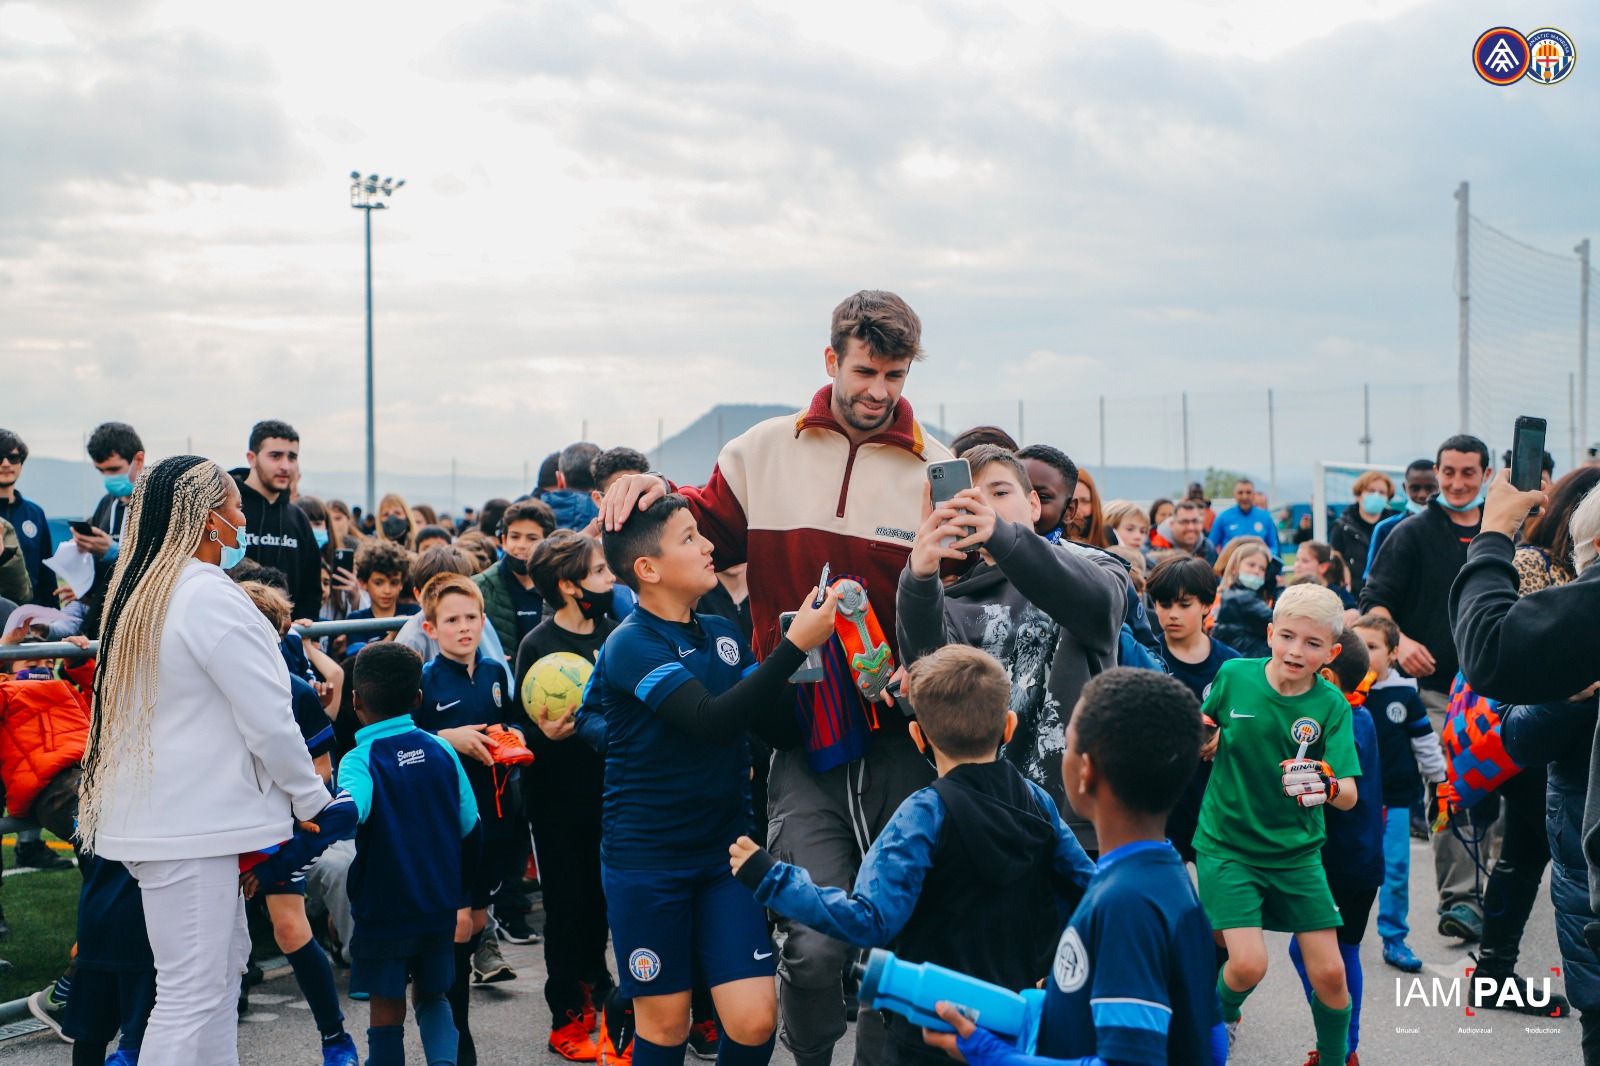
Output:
[1156,635,1241,703]
[417,652,515,822]
[1321,703,1385,891]
[590,606,757,870]
[338,715,479,940]
[289,675,335,759]
[1369,680,1431,807]
[1038,841,1223,1065]
[75,858,152,972]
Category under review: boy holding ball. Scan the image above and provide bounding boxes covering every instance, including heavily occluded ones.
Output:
[515,529,621,1060]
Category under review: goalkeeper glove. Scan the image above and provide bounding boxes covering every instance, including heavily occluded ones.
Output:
[1280,758,1338,808]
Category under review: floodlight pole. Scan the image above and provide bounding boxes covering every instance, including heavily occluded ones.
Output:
[363,205,375,515]
[351,173,403,515]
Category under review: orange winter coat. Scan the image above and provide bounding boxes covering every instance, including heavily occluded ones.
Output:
[0,660,93,817]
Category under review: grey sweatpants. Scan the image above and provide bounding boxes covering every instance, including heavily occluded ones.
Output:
[1422,687,1504,916]
[305,839,356,960]
[767,735,935,1066]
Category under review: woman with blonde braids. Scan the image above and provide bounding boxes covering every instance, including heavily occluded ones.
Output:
[78,456,332,1066]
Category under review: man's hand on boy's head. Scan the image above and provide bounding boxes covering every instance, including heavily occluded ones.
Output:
[600,473,669,532]
[1481,468,1548,539]
[921,1002,978,1062]
[729,835,760,876]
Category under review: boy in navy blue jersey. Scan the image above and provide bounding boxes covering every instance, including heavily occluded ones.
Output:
[1287,636,1381,1066]
[339,642,481,1066]
[730,644,1095,1066]
[1146,556,1240,864]
[413,572,523,1063]
[921,668,1225,1066]
[1348,613,1445,975]
[592,495,841,1066]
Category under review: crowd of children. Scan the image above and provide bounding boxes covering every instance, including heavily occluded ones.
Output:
[4,387,1599,1066]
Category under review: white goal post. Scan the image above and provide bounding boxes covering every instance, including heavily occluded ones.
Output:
[1310,460,1408,544]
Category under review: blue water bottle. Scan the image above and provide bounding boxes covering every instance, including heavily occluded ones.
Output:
[855,949,1041,1038]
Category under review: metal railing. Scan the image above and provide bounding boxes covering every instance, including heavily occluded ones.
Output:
[0,615,408,663]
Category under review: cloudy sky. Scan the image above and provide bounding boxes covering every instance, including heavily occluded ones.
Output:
[2,0,1596,489]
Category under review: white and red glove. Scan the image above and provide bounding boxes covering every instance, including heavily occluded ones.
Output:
[1281,758,1339,808]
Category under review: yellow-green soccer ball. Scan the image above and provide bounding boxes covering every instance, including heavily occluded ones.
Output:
[521,652,594,723]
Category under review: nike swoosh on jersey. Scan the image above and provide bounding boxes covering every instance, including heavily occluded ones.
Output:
[677,647,694,658]
[1229,710,1255,719]
[436,699,462,712]
[754,950,773,960]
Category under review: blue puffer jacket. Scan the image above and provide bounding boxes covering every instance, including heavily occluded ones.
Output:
[1502,697,1600,1012]
[542,489,598,532]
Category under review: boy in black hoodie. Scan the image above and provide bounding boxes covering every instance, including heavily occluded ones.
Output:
[234,419,323,622]
[896,444,1126,852]
[731,645,1096,1066]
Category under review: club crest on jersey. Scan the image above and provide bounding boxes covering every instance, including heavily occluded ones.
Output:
[492,682,503,708]
[1053,927,1089,993]
[1386,701,1409,725]
[1291,717,1321,746]
[629,949,661,983]
[716,636,740,666]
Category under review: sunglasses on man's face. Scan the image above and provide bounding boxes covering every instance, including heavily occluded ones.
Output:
[0,452,22,466]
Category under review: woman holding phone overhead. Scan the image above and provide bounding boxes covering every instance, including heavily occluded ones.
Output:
[77,456,332,1066]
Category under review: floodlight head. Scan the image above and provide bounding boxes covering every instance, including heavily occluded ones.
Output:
[368,174,378,182]
[350,170,360,179]
[395,179,406,189]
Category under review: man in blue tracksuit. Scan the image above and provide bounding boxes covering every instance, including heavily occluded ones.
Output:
[1208,478,1279,554]
[339,642,481,1066]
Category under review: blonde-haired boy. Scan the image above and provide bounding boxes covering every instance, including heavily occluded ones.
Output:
[1195,583,1362,1063]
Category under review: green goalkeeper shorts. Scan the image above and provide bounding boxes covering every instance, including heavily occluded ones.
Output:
[1196,852,1343,933]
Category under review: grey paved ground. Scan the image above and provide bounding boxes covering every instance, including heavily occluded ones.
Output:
[1,836,1584,1063]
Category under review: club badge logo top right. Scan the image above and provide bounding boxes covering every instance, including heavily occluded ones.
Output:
[1475,26,1575,85]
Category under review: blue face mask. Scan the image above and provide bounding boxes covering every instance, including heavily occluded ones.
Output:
[313,526,330,549]
[103,473,134,498]
[1438,487,1486,514]
[211,512,248,570]
[1405,497,1429,515]
[1360,491,1390,517]
[1237,571,1265,591]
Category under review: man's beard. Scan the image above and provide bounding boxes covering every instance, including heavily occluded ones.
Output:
[837,393,894,433]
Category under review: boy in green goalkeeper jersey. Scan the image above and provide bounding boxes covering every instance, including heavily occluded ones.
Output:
[1194,583,1362,1064]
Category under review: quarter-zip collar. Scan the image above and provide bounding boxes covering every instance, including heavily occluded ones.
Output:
[794,384,929,518]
